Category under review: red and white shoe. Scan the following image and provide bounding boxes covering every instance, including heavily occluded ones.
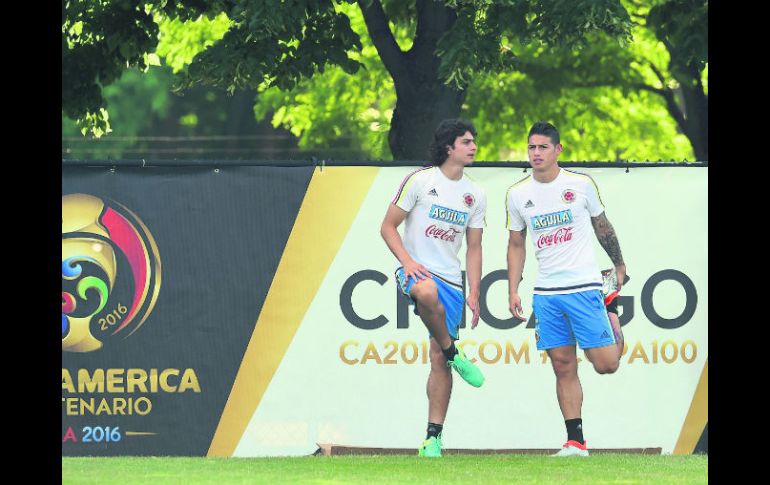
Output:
[601,268,630,306]
[552,440,589,457]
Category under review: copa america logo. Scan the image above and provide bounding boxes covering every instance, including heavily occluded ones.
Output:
[62,194,161,352]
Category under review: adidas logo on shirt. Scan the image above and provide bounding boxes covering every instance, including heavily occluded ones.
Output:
[601,330,610,339]
[428,188,438,196]
[524,200,534,208]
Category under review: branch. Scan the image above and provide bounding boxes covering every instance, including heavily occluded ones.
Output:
[570,80,666,99]
[623,62,683,130]
[564,74,664,96]
[357,0,407,80]
[659,87,687,131]
[629,12,647,26]
[631,83,664,95]
[648,61,667,87]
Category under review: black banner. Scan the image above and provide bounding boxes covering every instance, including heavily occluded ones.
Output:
[62,166,313,455]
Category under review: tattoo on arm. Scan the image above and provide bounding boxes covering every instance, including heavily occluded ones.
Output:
[592,213,624,266]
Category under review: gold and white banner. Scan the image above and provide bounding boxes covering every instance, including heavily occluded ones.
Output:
[217,166,707,456]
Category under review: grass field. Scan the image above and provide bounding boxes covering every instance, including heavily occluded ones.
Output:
[63,454,708,485]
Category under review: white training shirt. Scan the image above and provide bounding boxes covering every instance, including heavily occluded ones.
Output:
[506,168,605,294]
[392,166,487,285]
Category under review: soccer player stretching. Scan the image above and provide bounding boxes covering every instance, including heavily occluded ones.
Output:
[381,119,487,458]
[506,122,626,457]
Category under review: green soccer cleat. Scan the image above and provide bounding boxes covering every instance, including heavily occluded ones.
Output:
[418,435,442,458]
[448,347,485,387]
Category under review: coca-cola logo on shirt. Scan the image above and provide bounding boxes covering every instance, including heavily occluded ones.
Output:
[425,224,462,242]
[536,227,574,248]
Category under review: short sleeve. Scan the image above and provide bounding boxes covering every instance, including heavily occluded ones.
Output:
[585,176,605,217]
[392,168,425,212]
[506,189,525,231]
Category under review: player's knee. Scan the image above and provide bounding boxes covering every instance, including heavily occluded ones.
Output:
[429,345,448,369]
[551,358,577,378]
[410,279,439,304]
[593,360,619,374]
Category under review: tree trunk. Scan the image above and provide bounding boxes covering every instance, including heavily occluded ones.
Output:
[359,0,466,160]
[660,31,708,162]
[388,70,466,160]
[679,79,708,162]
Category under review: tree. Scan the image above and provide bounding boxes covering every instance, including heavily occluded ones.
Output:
[646,0,707,161]
[63,0,632,159]
[466,71,694,161]
[65,3,692,162]
[507,0,707,160]
[62,65,302,160]
[248,3,693,161]
[62,0,211,136]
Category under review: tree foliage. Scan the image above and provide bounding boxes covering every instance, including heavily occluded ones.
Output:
[62,64,300,160]
[248,2,695,161]
[249,2,397,159]
[504,0,708,160]
[62,0,219,135]
[63,1,706,161]
[467,70,693,161]
[64,0,634,159]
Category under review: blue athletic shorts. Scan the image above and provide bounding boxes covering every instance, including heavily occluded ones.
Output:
[532,289,616,351]
[395,267,464,340]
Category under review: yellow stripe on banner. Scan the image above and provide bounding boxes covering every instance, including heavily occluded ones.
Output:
[673,361,708,454]
[207,166,379,456]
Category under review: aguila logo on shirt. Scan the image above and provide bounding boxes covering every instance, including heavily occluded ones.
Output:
[428,204,468,226]
[463,193,475,208]
[530,209,573,231]
[562,189,576,204]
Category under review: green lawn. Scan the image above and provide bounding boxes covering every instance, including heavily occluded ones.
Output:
[63,454,708,485]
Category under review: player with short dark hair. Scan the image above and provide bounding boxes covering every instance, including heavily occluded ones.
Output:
[506,121,627,457]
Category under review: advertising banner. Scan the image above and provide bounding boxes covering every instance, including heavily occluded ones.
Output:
[62,165,707,456]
